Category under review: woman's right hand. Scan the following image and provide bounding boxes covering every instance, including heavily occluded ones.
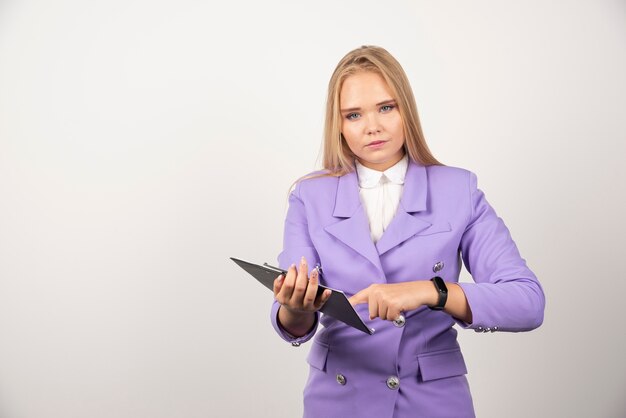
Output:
[273,256,331,337]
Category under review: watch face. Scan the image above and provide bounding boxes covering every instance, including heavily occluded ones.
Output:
[432,276,448,293]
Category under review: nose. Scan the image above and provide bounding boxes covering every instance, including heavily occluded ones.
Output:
[365,113,382,135]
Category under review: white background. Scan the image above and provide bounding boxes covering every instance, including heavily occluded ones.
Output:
[1,1,625,417]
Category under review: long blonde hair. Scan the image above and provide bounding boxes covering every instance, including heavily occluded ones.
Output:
[321,45,441,177]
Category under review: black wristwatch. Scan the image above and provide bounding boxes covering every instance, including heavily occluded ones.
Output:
[429,276,448,311]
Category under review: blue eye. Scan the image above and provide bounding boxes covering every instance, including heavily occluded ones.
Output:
[380,104,395,112]
[346,113,360,120]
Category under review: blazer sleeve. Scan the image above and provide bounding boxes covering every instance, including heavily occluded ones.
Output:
[270,181,321,345]
[456,172,545,332]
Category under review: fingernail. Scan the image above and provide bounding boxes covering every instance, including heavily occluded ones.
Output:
[311,269,318,279]
[300,256,305,266]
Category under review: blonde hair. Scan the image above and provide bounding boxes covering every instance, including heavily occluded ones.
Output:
[321,45,441,177]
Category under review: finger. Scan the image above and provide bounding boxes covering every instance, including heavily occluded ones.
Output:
[388,307,401,322]
[302,268,319,309]
[379,301,389,321]
[314,289,332,310]
[279,264,297,302]
[369,294,378,320]
[290,256,309,304]
[380,296,400,320]
[315,289,332,309]
[273,274,285,297]
[349,288,369,306]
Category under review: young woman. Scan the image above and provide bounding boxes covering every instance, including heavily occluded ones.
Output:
[270,45,545,418]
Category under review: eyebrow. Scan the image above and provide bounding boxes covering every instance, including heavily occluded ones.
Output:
[340,99,397,113]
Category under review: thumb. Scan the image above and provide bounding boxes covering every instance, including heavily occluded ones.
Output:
[315,289,332,309]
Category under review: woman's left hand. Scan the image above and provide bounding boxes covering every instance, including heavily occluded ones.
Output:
[348,281,438,321]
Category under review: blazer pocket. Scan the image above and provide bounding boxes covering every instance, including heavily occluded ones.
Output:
[415,221,452,237]
[417,347,467,382]
[306,340,329,372]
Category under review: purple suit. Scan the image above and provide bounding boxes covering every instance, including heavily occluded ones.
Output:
[270,161,545,418]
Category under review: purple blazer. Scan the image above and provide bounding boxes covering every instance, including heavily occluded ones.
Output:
[270,161,545,418]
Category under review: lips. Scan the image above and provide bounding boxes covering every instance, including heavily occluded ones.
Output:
[366,140,387,147]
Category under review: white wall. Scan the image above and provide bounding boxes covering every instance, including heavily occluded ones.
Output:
[0,1,624,417]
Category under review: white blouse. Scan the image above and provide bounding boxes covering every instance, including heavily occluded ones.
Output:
[355,154,409,243]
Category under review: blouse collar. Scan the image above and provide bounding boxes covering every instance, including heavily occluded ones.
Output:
[355,154,409,189]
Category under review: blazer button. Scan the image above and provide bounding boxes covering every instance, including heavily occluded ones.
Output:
[386,376,400,390]
[433,261,444,273]
[474,326,484,333]
[393,314,406,328]
[336,374,346,385]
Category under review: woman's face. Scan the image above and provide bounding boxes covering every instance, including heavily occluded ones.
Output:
[340,71,405,171]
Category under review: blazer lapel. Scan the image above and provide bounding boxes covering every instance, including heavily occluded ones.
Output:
[324,171,384,275]
[376,162,431,256]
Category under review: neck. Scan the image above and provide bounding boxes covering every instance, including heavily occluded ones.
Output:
[357,152,405,172]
